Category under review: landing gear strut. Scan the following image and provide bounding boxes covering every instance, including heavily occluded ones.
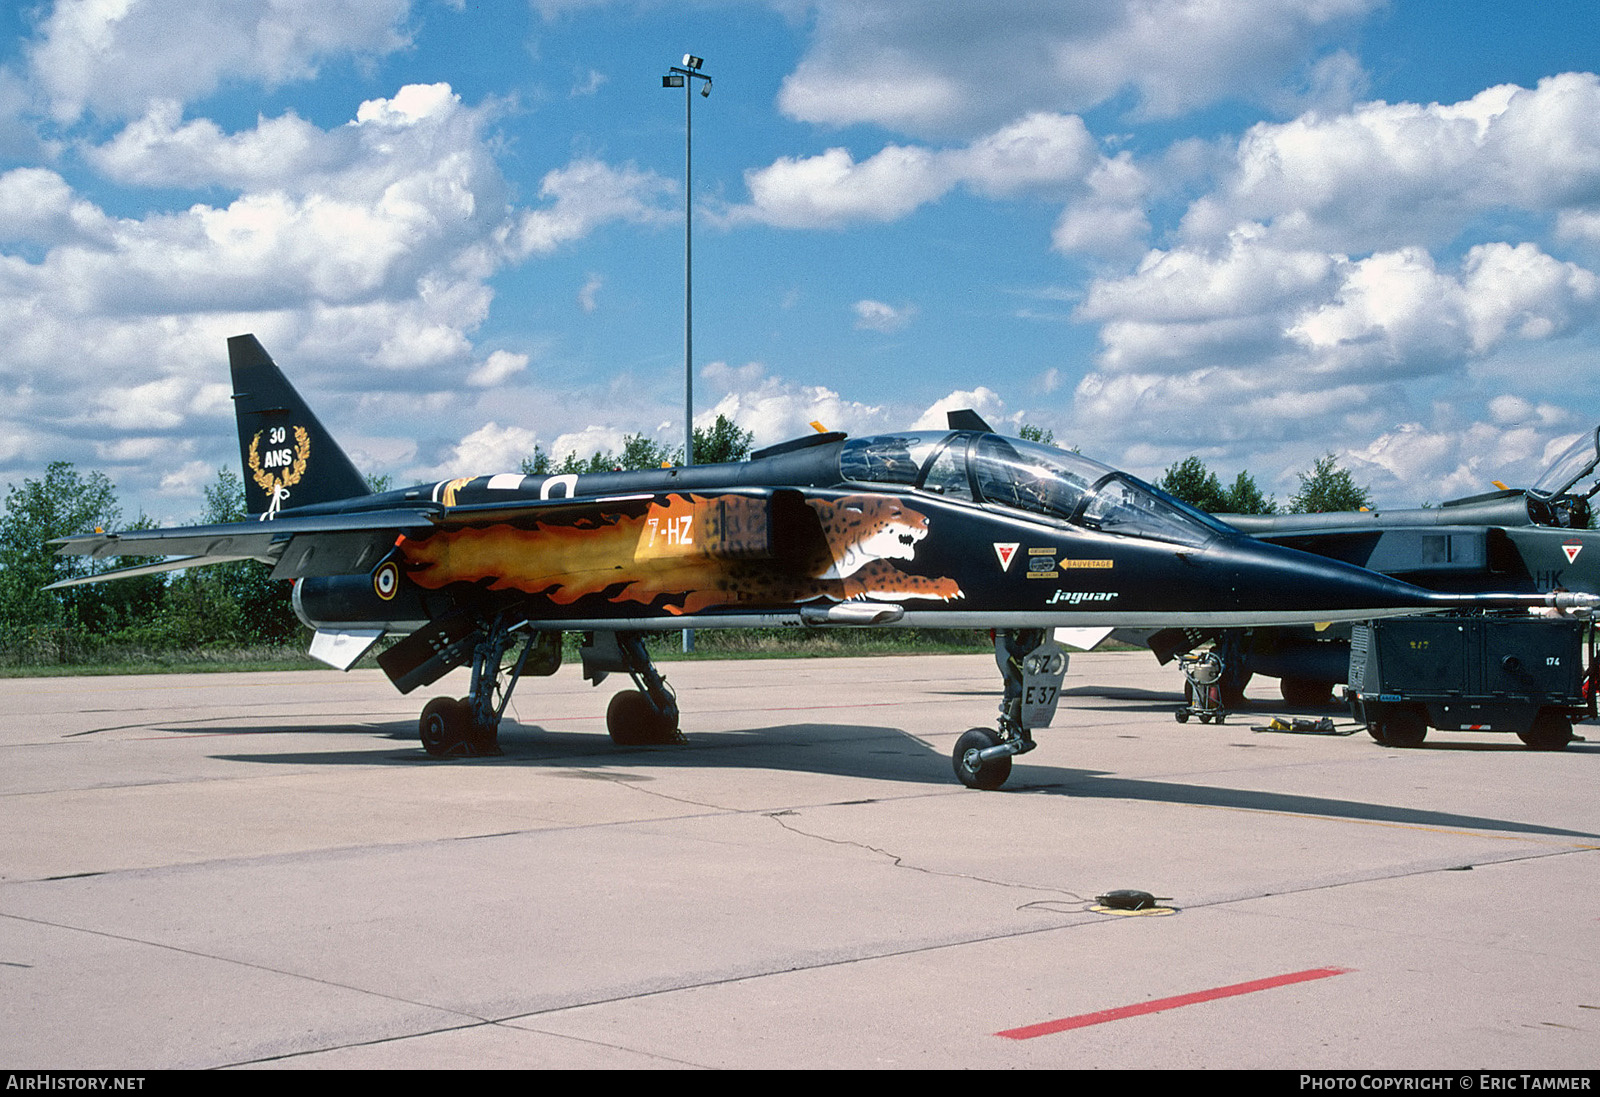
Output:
[419,619,561,757]
[952,629,1066,790]
[581,631,684,745]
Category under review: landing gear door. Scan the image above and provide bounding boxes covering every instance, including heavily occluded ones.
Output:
[1019,642,1069,729]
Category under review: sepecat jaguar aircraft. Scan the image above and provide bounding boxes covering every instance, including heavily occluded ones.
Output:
[49,336,1597,788]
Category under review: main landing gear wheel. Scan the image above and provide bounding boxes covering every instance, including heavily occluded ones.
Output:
[420,697,473,757]
[953,727,1012,790]
[606,689,683,746]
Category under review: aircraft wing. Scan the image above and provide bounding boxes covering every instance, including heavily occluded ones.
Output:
[49,506,445,587]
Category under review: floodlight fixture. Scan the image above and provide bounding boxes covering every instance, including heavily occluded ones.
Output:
[663,73,684,88]
[683,54,703,70]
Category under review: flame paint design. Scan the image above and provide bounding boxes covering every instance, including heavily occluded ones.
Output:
[398,493,961,615]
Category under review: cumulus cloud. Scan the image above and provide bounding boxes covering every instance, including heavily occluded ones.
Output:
[0,78,673,509]
[1345,411,1585,505]
[700,361,890,446]
[430,422,541,478]
[1179,74,1600,255]
[777,0,1380,136]
[1069,231,1600,451]
[911,387,1015,432]
[1052,72,1600,492]
[28,0,414,123]
[728,112,1101,230]
[577,273,603,312]
[466,350,529,388]
[852,299,916,333]
[513,158,676,254]
[551,425,628,464]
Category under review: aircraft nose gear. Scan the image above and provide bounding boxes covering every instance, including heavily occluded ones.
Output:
[580,631,685,746]
[953,629,1067,789]
[419,620,560,758]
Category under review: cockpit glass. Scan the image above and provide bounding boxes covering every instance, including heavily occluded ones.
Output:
[839,434,945,487]
[1531,427,1600,499]
[970,434,1096,521]
[1077,475,1229,546]
[840,431,1230,546]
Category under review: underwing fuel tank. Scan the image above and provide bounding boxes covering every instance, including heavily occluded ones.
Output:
[292,571,430,632]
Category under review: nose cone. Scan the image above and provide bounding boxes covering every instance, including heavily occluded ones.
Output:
[1215,536,1445,620]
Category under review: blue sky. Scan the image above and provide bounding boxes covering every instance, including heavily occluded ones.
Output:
[2,0,1599,521]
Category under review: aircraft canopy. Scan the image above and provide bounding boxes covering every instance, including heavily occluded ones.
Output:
[840,432,1232,547]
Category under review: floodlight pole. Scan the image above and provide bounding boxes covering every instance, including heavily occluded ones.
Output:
[663,55,711,654]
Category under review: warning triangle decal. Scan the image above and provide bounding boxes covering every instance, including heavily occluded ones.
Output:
[1563,541,1582,564]
[994,542,1019,571]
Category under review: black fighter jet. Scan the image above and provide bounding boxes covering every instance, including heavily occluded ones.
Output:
[49,336,1593,788]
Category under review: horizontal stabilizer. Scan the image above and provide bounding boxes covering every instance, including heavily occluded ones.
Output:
[52,507,441,568]
[44,554,253,590]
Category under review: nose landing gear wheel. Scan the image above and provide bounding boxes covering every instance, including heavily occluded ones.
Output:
[953,727,1012,790]
[606,689,683,745]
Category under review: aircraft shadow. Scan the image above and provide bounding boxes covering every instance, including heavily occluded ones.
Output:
[1016,769,1600,840]
[202,717,1600,842]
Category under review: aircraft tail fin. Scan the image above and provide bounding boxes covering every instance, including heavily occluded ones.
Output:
[229,334,370,516]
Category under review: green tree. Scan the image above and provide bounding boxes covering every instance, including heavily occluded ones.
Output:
[1221,470,1277,515]
[692,414,754,465]
[0,462,123,632]
[1290,454,1371,513]
[524,419,752,476]
[1019,424,1055,446]
[1159,456,1229,513]
[519,447,551,475]
[160,467,300,647]
[618,433,675,470]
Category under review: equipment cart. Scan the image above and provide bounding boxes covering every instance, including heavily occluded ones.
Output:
[1346,614,1593,749]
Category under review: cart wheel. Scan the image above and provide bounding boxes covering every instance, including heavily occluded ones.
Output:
[1518,709,1573,751]
[1379,709,1427,748]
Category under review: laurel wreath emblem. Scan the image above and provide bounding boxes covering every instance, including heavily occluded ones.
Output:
[248,426,311,494]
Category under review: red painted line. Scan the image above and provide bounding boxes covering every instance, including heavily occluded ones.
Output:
[996,967,1353,1040]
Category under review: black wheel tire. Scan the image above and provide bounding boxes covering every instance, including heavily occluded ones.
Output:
[1280,678,1335,707]
[1518,709,1573,751]
[1175,710,1190,723]
[1366,722,1387,744]
[1221,672,1252,710]
[952,727,1012,790]
[606,690,681,746]
[420,697,468,757]
[1380,709,1427,748]
[1198,713,1212,724]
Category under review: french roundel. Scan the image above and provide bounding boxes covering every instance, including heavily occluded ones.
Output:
[374,561,400,600]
